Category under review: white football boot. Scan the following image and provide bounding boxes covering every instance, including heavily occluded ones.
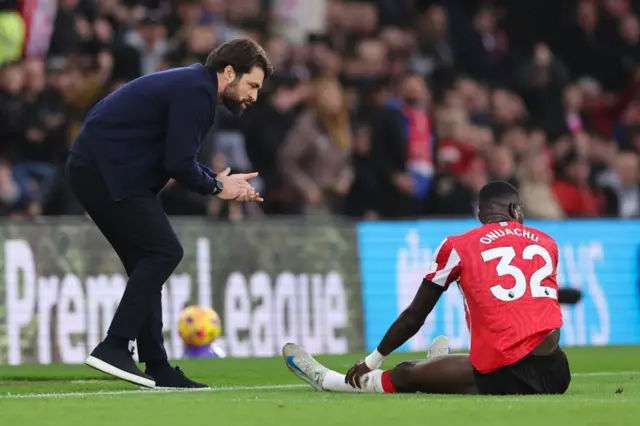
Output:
[427,335,451,360]
[282,343,328,391]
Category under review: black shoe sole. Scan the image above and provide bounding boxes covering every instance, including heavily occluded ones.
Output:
[86,355,156,389]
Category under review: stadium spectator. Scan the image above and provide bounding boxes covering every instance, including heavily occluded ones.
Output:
[240,71,308,215]
[370,74,433,218]
[518,152,565,220]
[516,43,570,135]
[0,159,28,216]
[426,155,487,217]
[599,150,640,217]
[0,60,25,159]
[124,11,168,76]
[486,145,518,189]
[411,4,456,85]
[278,77,353,215]
[552,150,603,217]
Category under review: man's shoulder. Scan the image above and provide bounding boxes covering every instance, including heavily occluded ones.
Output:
[521,224,558,250]
[130,64,216,93]
[447,225,486,247]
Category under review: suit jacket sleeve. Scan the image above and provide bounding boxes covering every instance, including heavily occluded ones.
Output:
[200,164,217,179]
[164,86,218,195]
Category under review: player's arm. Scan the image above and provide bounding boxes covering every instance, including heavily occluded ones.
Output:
[346,238,460,388]
[546,239,582,305]
[164,87,219,195]
[375,279,443,357]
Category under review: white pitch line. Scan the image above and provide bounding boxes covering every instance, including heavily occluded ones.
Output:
[573,371,640,377]
[0,384,308,400]
[1,371,638,400]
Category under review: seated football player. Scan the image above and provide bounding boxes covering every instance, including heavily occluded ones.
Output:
[283,181,571,395]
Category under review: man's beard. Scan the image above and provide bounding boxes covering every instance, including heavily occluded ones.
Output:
[221,84,245,116]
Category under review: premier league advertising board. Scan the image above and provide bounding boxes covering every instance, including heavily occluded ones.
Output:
[0,219,365,365]
[358,220,640,352]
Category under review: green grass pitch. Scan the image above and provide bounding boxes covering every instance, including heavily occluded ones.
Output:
[1,346,639,426]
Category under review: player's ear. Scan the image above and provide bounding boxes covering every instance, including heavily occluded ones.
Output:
[509,203,524,223]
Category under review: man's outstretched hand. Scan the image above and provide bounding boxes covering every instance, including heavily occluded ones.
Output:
[345,359,372,389]
[215,168,264,202]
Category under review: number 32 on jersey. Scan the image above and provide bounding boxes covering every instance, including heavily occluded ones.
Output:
[481,244,558,302]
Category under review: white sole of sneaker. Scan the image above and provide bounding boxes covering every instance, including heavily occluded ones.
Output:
[85,356,156,389]
[140,386,211,391]
[427,335,451,360]
[281,346,324,392]
[284,357,323,391]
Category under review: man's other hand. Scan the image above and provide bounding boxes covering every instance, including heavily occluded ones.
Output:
[215,168,264,202]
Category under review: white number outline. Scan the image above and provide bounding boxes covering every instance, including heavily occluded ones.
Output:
[481,244,558,302]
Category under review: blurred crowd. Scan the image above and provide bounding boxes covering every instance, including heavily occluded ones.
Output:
[2,0,640,221]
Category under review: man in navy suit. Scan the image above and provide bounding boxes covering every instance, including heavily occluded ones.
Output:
[66,38,273,389]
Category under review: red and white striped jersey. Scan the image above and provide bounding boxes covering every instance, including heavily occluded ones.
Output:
[425,221,563,373]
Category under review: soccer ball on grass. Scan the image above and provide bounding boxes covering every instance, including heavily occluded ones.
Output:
[178,305,222,347]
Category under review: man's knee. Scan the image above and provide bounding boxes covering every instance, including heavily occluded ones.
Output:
[389,361,419,393]
[166,242,184,266]
[154,240,184,269]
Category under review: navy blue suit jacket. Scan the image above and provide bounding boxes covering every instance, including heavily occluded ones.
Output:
[71,64,219,200]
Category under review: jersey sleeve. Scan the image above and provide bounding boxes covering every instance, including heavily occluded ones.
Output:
[424,237,462,290]
[550,238,560,270]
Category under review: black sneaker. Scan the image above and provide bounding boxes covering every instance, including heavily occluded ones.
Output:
[85,343,156,389]
[145,365,209,389]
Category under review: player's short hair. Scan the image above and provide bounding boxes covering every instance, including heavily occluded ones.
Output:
[479,180,520,207]
[205,38,274,79]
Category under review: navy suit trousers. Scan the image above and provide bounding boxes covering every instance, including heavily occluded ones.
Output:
[65,154,182,362]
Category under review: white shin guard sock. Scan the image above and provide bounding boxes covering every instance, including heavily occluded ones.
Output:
[321,369,385,393]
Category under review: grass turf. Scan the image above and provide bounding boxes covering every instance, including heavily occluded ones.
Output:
[0,346,638,426]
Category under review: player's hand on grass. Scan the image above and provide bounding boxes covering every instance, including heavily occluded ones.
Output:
[215,168,264,202]
[345,359,372,389]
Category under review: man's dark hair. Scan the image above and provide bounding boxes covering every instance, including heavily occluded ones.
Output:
[478,180,522,224]
[479,181,519,204]
[205,38,274,78]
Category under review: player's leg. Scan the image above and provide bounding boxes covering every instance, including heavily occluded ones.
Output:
[472,346,571,395]
[284,337,476,394]
[318,355,475,394]
[313,335,474,394]
[542,347,572,394]
[385,354,476,394]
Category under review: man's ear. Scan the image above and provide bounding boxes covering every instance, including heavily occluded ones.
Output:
[508,202,517,218]
[510,203,524,222]
[224,65,236,84]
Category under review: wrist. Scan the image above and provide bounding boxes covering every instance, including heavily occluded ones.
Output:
[364,349,386,370]
[212,179,223,196]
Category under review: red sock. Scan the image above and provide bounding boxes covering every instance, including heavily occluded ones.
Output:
[381,370,396,393]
